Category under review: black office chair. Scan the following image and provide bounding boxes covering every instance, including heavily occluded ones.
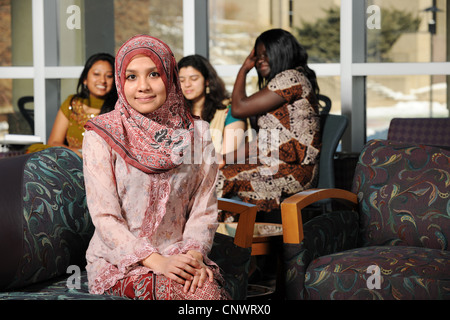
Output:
[248,113,348,298]
[317,94,332,115]
[296,113,348,218]
[18,96,34,133]
[317,114,348,190]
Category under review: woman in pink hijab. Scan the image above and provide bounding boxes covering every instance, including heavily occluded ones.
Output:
[82,34,228,300]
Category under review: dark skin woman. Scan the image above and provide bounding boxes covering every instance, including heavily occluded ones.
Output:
[217,29,321,213]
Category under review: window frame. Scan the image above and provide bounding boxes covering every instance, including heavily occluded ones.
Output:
[0,0,448,153]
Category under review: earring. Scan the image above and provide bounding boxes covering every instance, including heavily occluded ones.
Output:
[206,86,210,94]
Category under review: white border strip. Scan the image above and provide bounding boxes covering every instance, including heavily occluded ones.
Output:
[0,67,34,79]
[214,63,342,78]
[0,67,84,79]
[45,66,84,79]
[310,63,341,77]
[4,62,447,80]
[353,63,450,76]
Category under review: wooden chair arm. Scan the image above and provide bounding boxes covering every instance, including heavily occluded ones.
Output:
[218,198,257,249]
[281,188,358,244]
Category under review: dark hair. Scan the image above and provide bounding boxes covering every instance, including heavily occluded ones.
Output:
[255,29,319,96]
[71,52,118,114]
[178,54,229,123]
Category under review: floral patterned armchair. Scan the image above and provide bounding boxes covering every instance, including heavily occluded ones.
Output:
[281,139,450,300]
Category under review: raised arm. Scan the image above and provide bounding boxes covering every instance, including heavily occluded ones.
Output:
[231,49,285,119]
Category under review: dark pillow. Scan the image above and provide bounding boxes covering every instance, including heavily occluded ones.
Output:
[0,147,94,291]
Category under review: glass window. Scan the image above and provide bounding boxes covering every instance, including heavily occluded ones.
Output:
[366,75,449,141]
[365,0,448,63]
[318,76,341,114]
[209,0,342,113]
[0,78,13,137]
[209,0,270,65]
[114,0,183,60]
[54,0,85,66]
[0,0,33,137]
[209,0,341,65]
[221,73,258,98]
[293,1,341,64]
[0,0,12,67]
[0,79,34,136]
[0,0,33,67]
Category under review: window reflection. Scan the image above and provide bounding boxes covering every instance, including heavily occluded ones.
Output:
[366,0,448,63]
[0,0,33,67]
[318,76,341,114]
[0,0,12,67]
[295,5,341,63]
[367,75,449,141]
[0,79,34,136]
[209,0,342,65]
[114,0,183,60]
[0,78,13,138]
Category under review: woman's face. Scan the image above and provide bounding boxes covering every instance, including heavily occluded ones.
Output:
[84,60,114,99]
[255,42,270,78]
[123,55,167,114]
[179,66,207,102]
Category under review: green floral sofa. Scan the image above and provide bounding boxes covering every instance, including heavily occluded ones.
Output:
[0,147,251,300]
[0,148,127,300]
[282,139,450,300]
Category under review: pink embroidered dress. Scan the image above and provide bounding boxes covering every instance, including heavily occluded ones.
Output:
[82,35,226,299]
[83,121,219,295]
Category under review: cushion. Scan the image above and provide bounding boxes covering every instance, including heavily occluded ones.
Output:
[388,118,450,148]
[0,271,127,300]
[0,147,94,291]
[352,140,450,250]
[304,246,450,300]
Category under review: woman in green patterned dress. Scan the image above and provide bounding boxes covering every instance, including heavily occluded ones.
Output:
[27,53,117,157]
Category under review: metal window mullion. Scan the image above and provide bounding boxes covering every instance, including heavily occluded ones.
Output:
[340,0,367,153]
[183,0,196,56]
[350,0,367,153]
[340,0,354,152]
[183,0,208,58]
[32,0,46,141]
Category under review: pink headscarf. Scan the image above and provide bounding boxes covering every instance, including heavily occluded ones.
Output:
[85,34,194,173]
